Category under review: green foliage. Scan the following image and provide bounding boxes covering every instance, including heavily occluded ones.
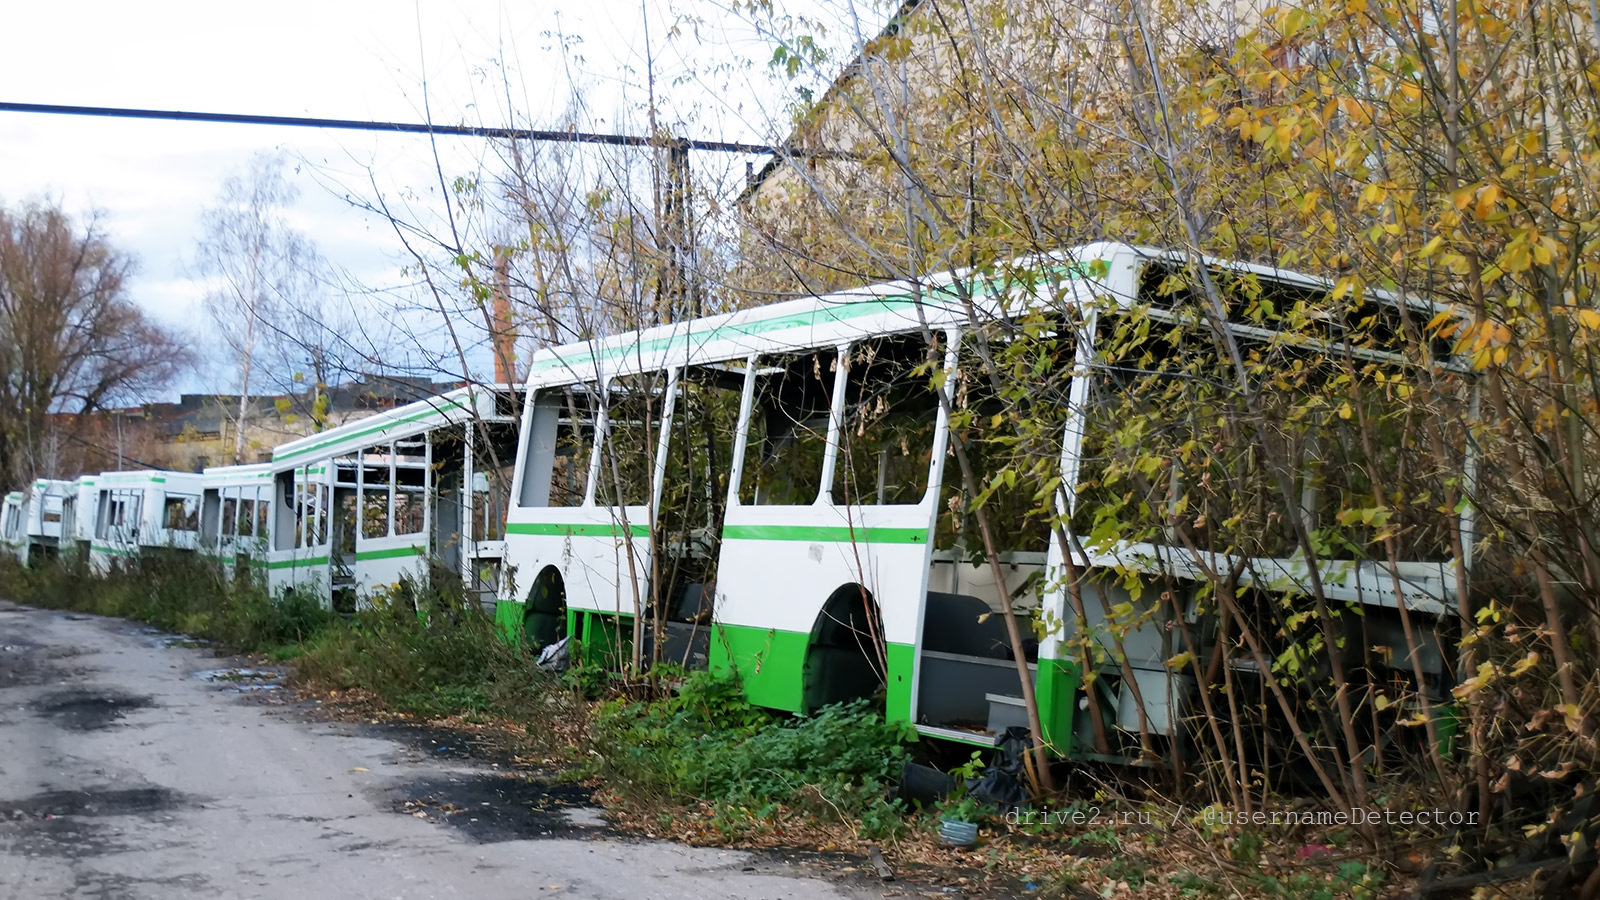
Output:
[937,793,986,824]
[592,668,912,829]
[936,751,992,823]
[1169,871,1217,897]
[1102,857,1149,890]
[1249,861,1386,900]
[0,553,336,654]
[293,576,526,718]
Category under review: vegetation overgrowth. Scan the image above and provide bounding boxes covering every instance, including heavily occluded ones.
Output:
[1,554,1458,897]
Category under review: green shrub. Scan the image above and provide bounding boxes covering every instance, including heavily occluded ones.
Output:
[592,668,914,826]
[0,553,336,653]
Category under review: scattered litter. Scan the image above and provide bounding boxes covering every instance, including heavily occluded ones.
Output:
[868,846,895,882]
[536,636,570,672]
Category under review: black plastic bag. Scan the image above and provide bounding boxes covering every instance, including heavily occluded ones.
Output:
[967,726,1031,809]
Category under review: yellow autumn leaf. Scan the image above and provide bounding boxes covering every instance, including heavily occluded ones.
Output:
[1476,184,1502,221]
[1508,652,1540,677]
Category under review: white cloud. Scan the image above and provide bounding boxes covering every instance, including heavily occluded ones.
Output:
[0,0,852,399]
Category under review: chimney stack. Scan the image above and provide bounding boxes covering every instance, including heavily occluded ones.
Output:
[491,251,517,386]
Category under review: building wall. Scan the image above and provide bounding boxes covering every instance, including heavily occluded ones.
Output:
[737,0,1271,293]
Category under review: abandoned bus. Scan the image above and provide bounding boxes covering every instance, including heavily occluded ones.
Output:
[0,492,23,563]
[20,479,73,566]
[59,475,98,564]
[265,385,521,611]
[201,463,273,581]
[89,470,205,573]
[497,241,1467,759]
[1,480,76,567]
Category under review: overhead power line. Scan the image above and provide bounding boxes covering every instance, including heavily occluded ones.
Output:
[0,101,791,155]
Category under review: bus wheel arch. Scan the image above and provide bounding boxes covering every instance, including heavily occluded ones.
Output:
[800,583,886,714]
[523,565,567,648]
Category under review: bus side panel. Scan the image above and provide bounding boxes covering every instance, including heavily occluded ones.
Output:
[713,503,930,721]
[503,506,652,618]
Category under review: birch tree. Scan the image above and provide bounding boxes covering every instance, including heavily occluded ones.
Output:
[195,152,327,459]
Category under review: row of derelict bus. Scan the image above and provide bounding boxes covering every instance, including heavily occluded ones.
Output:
[2,467,263,575]
[1,384,518,612]
[0,244,1471,761]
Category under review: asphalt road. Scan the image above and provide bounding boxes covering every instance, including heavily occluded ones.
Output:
[0,601,887,900]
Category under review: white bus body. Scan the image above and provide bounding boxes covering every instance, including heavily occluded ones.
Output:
[201,463,273,582]
[497,241,1467,754]
[21,479,73,565]
[89,470,205,573]
[0,492,24,563]
[59,475,100,563]
[265,385,520,610]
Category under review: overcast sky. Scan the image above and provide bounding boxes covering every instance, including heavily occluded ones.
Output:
[0,1,858,395]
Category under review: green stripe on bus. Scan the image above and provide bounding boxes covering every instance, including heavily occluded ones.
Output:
[90,543,139,557]
[267,555,329,570]
[721,524,927,544]
[506,522,651,538]
[354,545,426,561]
[273,398,470,464]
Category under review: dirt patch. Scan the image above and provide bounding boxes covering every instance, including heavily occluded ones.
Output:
[359,721,529,769]
[73,870,213,896]
[0,639,48,689]
[31,688,154,730]
[0,812,127,860]
[0,785,197,861]
[389,773,607,843]
[3,786,190,819]
[0,639,85,689]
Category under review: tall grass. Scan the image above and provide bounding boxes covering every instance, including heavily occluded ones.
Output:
[0,551,334,652]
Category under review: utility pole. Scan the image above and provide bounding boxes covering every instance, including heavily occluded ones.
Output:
[662,139,698,321]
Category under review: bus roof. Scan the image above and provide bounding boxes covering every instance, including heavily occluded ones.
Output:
[94,470,204,490]
[520,242,1451,390]
[270,384,515,470]
[202,463,273,485]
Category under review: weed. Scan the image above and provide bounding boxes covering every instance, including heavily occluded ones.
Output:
[591,668,913,828]
[0,554,337,653]
[1249,862,1387,900]
[1229,829,1265,864]
[1169,870,1216,897]
[1102,856,1148,889]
